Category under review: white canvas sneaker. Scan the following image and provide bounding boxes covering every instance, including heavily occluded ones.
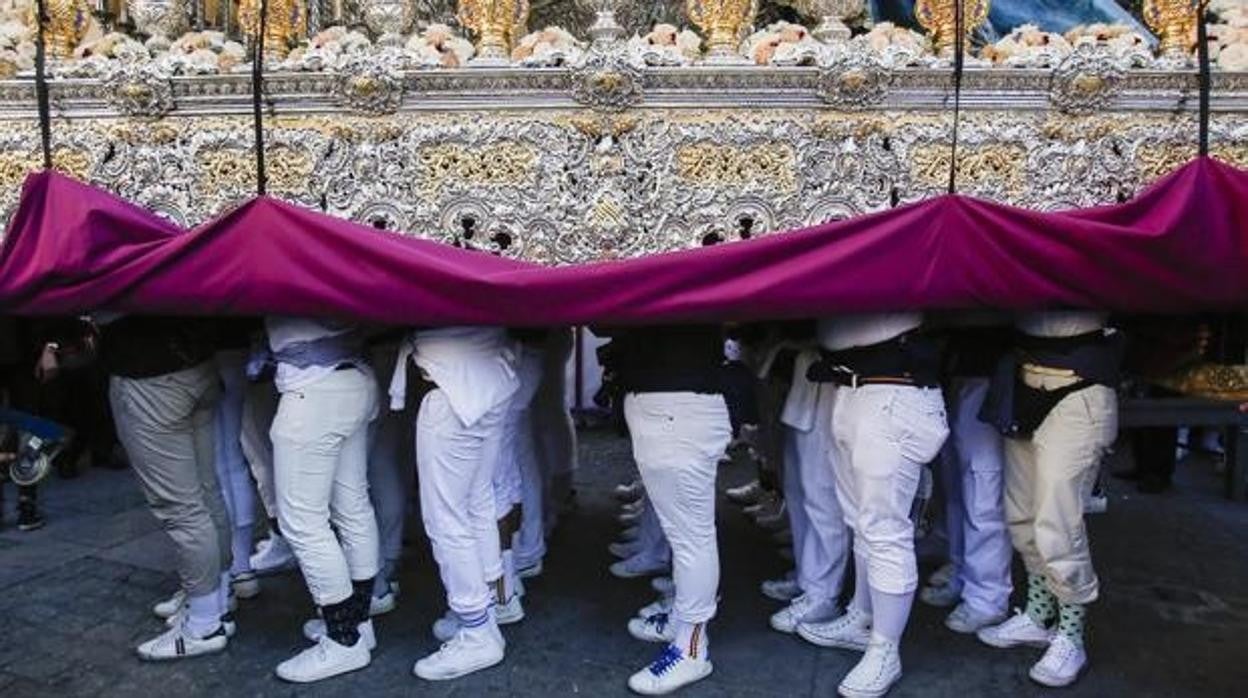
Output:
[976,611,1055,649]
[154,589,236,620]
[276,634,371,683]
[628,612,676,644]
[771,595,839,634]
[250,534,298,576]
[637,595,674,619]
[760,576,802,603]
[944,603,1007,635]
[518,559,544,579]
[837,637,902,698]
[1029,634,1087,688]
[301,617,377,651]
[413,623,506,681]
[495,593,525,625]
[610,555,670,579]
[797,606,871,651]
[918,582,961,608]
[627,644,713,695]
[370,581,400,616]
[136,620,228,661]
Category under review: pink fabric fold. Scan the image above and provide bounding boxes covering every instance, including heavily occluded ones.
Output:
[2,156,1246,324]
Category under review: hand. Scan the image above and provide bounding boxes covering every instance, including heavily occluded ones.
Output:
[35,342,60,383]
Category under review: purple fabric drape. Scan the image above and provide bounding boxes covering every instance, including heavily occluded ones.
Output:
[2,156,1246,325]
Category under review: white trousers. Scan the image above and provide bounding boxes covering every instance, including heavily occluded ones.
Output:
[784,388,849,602]
[1005,372,1116,605]
[272,368,380,606]
[831,385,948,596]
[213,351,259,575]
[940,377,1013,616]
[495,348,542,516]
[240,379,279,519]
[367,345,415,572]
[417,389,505,616]
[625,392,731,624]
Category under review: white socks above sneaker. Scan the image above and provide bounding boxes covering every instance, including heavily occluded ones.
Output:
[870,590,914,644]
[186,588,222,638]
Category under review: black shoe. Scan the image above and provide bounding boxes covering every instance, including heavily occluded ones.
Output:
[17,498,45,531]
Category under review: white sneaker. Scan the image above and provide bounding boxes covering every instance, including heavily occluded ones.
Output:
[609,541,642,560]
[413,622,506,681]
[918,582,961,608]
[838,637,902,698]
[301,617,377,651]
[637,595,674,619]
[154,589,237,620]
[1029,634,1087,687]
[231,571,261,600]
[628,612,676,643]
[136,620,228,661]
[927,562,956,588]
[797,606,872,651]
[370,581,399,616]
[725,479,763,506]
[165,609,237,637]
[977,610,1055,649]
[651,577,675,596]
[610,555,670,579]
[760,576,802,603]
[251,534,298,576]
[152,590,187,619]
[518,559,544,579]
[276,634,371,683]
[496,594,525,625]
[627,644,713,695]
[771,595,839,634]
[944,603,1007,635]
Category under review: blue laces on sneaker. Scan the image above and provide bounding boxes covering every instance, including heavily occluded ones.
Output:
[648,644,684,677]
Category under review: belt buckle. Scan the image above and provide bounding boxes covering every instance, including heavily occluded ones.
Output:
[833,365,858,389]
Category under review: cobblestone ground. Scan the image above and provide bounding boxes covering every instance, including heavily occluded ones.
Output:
[0,428,1245,697]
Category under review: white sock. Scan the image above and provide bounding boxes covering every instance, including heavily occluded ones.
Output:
[230,525,253,576]
[869,589,914,645]
[217,572,230,614]
[850,549,872,616]
[673,620,709,660]
[186,590,220,638]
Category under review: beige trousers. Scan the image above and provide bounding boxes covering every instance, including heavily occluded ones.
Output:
[1004,368,1117,605]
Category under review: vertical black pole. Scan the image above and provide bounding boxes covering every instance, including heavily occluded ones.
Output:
[251,0,270,195]
[1196,1,1211,157]
[947,0,966,194]
[34,0,53,170]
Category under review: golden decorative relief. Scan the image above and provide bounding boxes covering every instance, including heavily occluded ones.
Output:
[1160,363,1248,402]
[910,143,1027,194]
[457,0,531,61]
[1211,144,1248,169]
[914,0,990,57]
[686,0,759,58]
[416,142,537,197]
[1136,143,1196,183]
[1142,0,1200,57]
[196,150,257,194]
[237,0,307,58]
[0,150,91,191]
[28,0,92,59]
[674,142,797,192]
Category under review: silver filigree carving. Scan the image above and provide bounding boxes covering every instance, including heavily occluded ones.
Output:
[1050,43,1128,115]
[362,0,417,46]
[818,44,891,108]
[333,51,406,114]
[103,62,176,117]
[128,0,191,47]
[570,44,643,111]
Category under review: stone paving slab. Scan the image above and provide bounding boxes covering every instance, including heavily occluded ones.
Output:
[0,430,1246,697]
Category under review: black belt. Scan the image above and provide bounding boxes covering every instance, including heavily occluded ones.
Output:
[822,369,923,389]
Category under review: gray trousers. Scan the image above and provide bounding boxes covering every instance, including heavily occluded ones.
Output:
[110,362,231,596]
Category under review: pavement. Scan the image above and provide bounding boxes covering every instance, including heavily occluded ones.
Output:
[0,428,1246,697]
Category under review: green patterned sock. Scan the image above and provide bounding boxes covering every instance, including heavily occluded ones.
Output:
[1024,573,1057,627]
[1057,602,1086,646]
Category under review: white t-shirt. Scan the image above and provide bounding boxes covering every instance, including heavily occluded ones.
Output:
[266,316,367,393]
[389,326,519,428]
[1016,311,1108,338]
[816,313,923,352]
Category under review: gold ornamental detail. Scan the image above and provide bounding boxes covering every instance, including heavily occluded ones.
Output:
[237,0,307,59]
[416,142,537,197]
[28,0,93,59]
[686,0,759,59]
[914,0,990,57]
[0,149,92,190]
[196,147,313,195]
[1142,0,1201,57]
[675,142,797,193]
[457,1,531,62]
[910,143,1027,195]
